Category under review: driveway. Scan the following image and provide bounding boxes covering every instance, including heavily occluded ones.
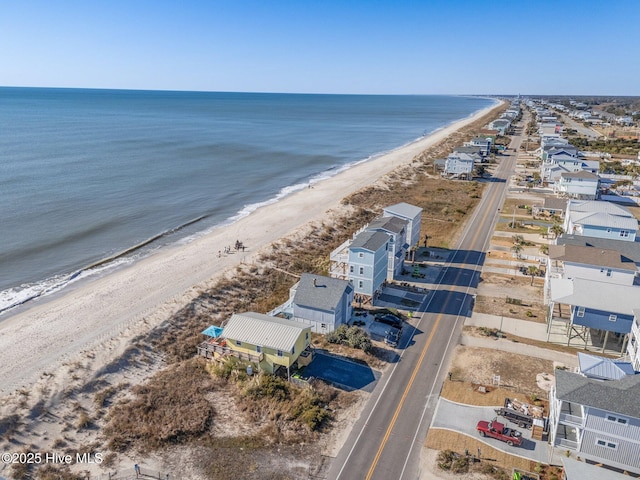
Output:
[301,351,380,392]
[431,398,550,464]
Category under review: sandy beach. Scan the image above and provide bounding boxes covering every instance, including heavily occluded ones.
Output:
[0,102,500,399]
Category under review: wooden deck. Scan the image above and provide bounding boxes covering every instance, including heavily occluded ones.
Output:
[197,340,263,363]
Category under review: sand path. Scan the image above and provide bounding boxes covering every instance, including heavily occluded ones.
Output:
[0,102,501,395]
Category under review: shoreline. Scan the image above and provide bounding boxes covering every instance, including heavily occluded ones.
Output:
[0,100,497,317]
[0,100,502,395]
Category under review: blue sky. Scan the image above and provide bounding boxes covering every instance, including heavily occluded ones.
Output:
[2,0,638,95]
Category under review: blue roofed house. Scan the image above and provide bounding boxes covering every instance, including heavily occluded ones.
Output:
[548,277,640,354]
[382,202,422,248]
[287,273,354,334]
[548,365,640,475]
[348,230,390,298]
[563,200,638,242]
[366,216,408,281]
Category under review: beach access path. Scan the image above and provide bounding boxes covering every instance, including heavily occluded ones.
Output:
[0,102,503,397]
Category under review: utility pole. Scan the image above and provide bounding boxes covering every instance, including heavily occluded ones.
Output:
[512,206,517,229]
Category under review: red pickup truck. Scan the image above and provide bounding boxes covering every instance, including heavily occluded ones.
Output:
[476,420,522,446]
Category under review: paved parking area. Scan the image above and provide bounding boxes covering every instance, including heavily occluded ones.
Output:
[301,351,380,392]
[431,398,550,463]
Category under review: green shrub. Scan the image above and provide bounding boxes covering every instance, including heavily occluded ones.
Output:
[245,373,290,401]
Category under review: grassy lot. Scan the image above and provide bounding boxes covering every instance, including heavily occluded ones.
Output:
[474,295,547,323]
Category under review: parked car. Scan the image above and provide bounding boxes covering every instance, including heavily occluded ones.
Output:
[384,327,401,348]
[376,314,402,328]
[476,420,522,446]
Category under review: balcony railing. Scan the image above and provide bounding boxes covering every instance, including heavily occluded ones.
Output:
[559,412,583,427]
[556,438,578,450]
[197,341,263,364]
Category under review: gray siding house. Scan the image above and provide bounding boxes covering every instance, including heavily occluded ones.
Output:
[366,216,408,281]
[383,202,422,248]
[549,369,640,475]
[348,230,389,298]
[289,274,354,333]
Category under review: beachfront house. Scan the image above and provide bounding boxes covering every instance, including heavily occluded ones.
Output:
[489,118,510,135]
[464,136,492,157]
[281,273,354,333]
[443,153,474,180]
[383,202,422,248]
[553,171,600,200]
[348,230,390,299]
[366,216,408,280]
[548,367,640,475]
[563,200,638,242]
[219,312,311,378]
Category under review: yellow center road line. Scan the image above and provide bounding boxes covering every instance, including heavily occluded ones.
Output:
[365,313,443,480]
[364,153,515,478]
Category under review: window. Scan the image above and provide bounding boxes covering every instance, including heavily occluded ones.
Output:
[606,414,628,425]
[256,345,261,353]
[358,252,364,258]
[349,265,354,273]
[596,439,618,449]
[609,314,617,322]
[620,230,629,238]
[358,280,363,289]
[305,332,309,340]
[359,267,364,275]
[321,323,327,329]
[606,228,612,233]
[276,350,283,357]
[606,269,612,277]
[235,340,242,346]
[576,307,585,318]
[291,346,295,354]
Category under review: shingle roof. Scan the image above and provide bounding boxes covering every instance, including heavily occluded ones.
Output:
[560,171,599,180]
[543,197,568,211]
[222,312,309,351]
[548,244,637,271]
[555,368,640,419]
[350,230,389,252]
[558,235,640,264]
[293,273,353,312]
[367,216,407,235]
[383,202,422,220]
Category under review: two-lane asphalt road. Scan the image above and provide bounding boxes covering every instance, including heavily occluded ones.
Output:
[327,116,526,480]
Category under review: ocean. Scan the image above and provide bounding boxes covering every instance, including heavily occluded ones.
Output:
[0,88,495,314]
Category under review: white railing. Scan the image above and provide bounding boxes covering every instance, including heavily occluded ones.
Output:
[557,438,578,450]
[559,413,583,426]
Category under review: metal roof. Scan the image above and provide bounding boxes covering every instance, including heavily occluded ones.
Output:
[568,200,635,216]
[555,368,640,419]
[383,202,422,220]
[578,352,636,380]
[222,312,309,352]
[350,230,389,252]
[570,211,638,230]
[293,273,353,312]
[562,457,631,480]
[550,277,640,317]
[548,244,637,271]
